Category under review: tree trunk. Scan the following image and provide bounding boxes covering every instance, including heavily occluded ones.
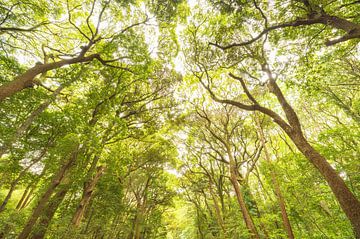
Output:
[31,186,70,239]
[16,185,31,210]
[264,71,360,238]
[0,147,49,212]
[288,132,360,237]
[209,70,360,237]
[0,173,25,213]
[17,149,78,239]
[19,186,35,210]
[133,203,144,239]
[83,206,94,234]
[0,54,98,101]
[226,145,260,239]
[208,183,226,234]
[71,166,105,227]
[255,115,294,239]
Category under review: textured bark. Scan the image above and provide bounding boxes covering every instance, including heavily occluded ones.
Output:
[255,115,294,239]
[206,70,360,238]
[17,149,78,239]
[288,132,360,238]
[226,145,260,239]
[209,183,226,234]
[266,77,360,238]
[31,186,69,239]
[71,166,105,227]
[0,54,98,101]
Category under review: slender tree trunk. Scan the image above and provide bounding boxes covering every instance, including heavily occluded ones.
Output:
[133,202,145,239]
[0,147,49,212]
[208,183,226,235]
[83,206,94,234]
[0,172,27,213]
[195,207,205,239]
[19,186,36,210]
[17,149,78,239]
[71,166,105,227]
[31,186,70,239]
[17,163,48,211]
[16,185,31,210]
[226,145,260,239]
[255,115,294,239]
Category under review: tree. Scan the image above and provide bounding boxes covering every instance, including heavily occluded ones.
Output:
[0,0,359,238]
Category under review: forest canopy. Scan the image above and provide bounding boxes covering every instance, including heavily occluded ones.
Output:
[0,0,359,238]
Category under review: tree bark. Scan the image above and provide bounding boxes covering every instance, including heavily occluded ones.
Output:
[254,115,294,239]
[17,166,48,211]
[266,75,360,238]
[19,186,35,210]
[17,149,78,239]
[288,132,360,237]
[0,54,98,101]
[226,145,260,239]
[208,183,226,235]
[71,166,105,227]
[31,186,70,239]
[16,185,31,210]
[133,202,145,239]
[205,70,360,237]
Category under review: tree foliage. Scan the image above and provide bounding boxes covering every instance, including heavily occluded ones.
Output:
[0,0,359,238]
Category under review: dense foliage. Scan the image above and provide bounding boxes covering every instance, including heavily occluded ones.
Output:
[0,0,359,238]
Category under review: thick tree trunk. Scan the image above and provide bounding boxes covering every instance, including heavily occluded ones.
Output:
[0,54,98,101]
[255,115,294,239]
[208,74,360,237]
[71,166,105,227]
[266,74,360,237]
[17,149,78,239]
[288,132,360,237]
[266,75,360,237]
[216,70,360,237]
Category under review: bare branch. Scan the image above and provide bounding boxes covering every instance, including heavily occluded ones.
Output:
[0,21,50,34]
[0,3,20,26]
[228,73,258,105]
[86,0,97,38]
